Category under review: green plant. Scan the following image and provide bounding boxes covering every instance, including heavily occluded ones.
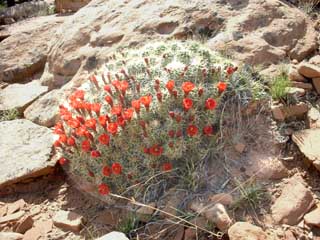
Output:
[54,41,243,201]
[117,214,138,235]
[270,73,291,101]
[0,109,20,122]
[298,0,320,13]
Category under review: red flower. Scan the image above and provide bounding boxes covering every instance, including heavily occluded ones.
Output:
[117,116,126,128]
[54,122,64,134]
[67,119,80,129]
[112,162,122,175]
[123,108,134,121]
[226,66,237,75]
[112,79,121,90]
[176,130,182,137]
[73,90,85,100]
[156,92,162,102]
[81,140,91,152]
[131,99,141,113]
[120,80,129,93]
[169,111,175,118]
[85,118,97,130]
[91,103,101,115]
[205,98,217,110]
[58,157,68,165]
[88,171,94,177]
[67,137,75,146]
[217,82,227,92]
[198,87,204,96]
[105,96,113,106]
[182,82,195,95]
[183,98,193,111]
[102,166,112,177]
[187,125,198,137]
[98,183,110,195]
[111,105,122,116]
[140,95,152,109]
[162,163,172,171]
[107,122,118,135]
[168,142,174,148]
[143,147,149,154]
[76,116,85,124]
[84,103,92,111]
[98,134,110,145]
[172,90,178,98]
[166,80,175,92]
[203,125,213,135]
[75,125,87,137]
[54,140,61,148]
[149,144,163,156]
[104,85,112,94]
[98,115,108,127]
[168,130,175,138]
[91,150,101,158]
[59,134,67,144]
[176,115,182,123]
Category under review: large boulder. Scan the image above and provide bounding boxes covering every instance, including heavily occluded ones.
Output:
[0,119,55,188]
[0,15,66,83]
[42,0,317,91]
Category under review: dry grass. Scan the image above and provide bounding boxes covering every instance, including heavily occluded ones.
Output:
[298,0,320,13]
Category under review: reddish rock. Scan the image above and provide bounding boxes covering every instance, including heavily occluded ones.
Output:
[34,219,53,235]
[55,0,90,13]
[204,204,232,232]
[271,176,315,225]
[209,193,234,206]
[304,208,320,228]
[0,211,25,224]
[14,215,33,234]
[298,62,320,78]
[313,77,320,94]
[22,227,41,240]
[228,222,268,240]
[291,81,313,90]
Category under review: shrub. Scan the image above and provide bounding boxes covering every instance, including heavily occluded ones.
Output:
[53,41,237,201]
[270,72,291,101]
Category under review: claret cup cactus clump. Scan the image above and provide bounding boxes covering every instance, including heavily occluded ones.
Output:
[53,41,237,200]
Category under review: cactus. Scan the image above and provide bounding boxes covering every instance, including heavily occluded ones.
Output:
[53,41,237,200]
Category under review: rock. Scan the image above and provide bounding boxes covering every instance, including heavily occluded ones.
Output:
[14,215,33,234]
[184,217,208,240]
[309,55,320,65]
[95,209,121,226]
[307,108,320,129]
[53,210,84,232]
[96,231,129,240]
[304,208,320,228]
[203,203,232,232]
[234,143,246,153]
[0,120,55,188]
[7,199,26,215]
[271,176,315,225]
[298,63,320,78]
[136,203,156,222]
[313,77,320,94]
[0,211,25,224]
[228,222,268,240]
[209,193,234,206]
[0,15,66,83]
[55,0,90,13]
[0,232,23,240]
[0,80,48,113]
[22,226,41,240]
[24,89,64,127]
[33,219,53,235]
[291,81,313,90]
[292,129,320,171]
[0,205,8,217]
[288,66,307,82]
[42,0,317,91]
[271,103,309,121]
[160,189,186,218]
[285,87,305,97]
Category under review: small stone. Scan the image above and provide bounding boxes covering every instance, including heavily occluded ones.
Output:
[272,102,309,121]
[271,104,285,121]
[307,108,320,129]
[204,203,232,232]
[312,77,320,94]
[0,211,25,224]
[292,59,299,65]
[298,62,320,78]
[285,87,305,97]
[34,220,53,235]
[96,231,129,240]
[228,222,268,240]
[271,176,315,225]
[7,200,26,215]
[234,143,246,153]
[136,203,156,222]
[209,193,234,206]
[291,81,313,90]
[288,66,307,82]
[0,232,23,240]
[53,210,84,232]
[14,215,33,234]
[304,208,320,227]
[0,205,8,217]
[309,55,320,65]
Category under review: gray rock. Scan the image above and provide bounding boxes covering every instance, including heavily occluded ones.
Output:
[53,210,84,232]
[0,120,55,188]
